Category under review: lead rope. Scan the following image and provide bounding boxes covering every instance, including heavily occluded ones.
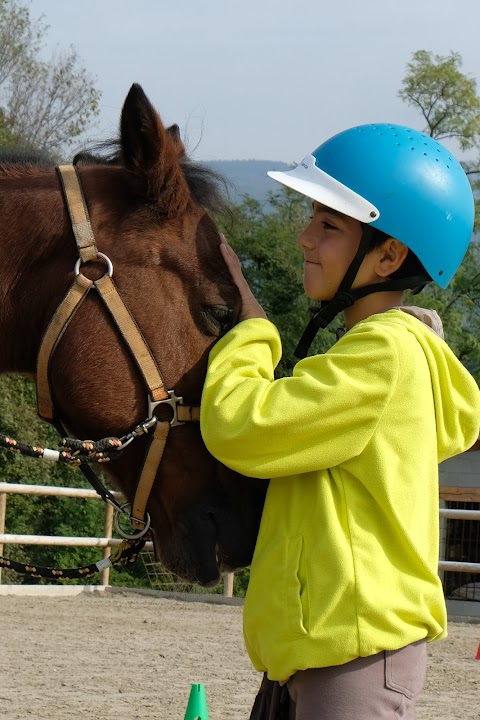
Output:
[0,417,160,581]
[0,537,147,581]
[0,432,123,465]
[0,413,160,467]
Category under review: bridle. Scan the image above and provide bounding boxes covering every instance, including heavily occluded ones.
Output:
[36,164,200,542]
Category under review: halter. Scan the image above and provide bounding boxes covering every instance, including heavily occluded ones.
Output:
[36,165,200,541]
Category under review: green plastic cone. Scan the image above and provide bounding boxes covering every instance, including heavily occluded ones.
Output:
[184,683,208,720]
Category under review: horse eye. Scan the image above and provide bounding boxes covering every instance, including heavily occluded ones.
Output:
[202,305,234,336]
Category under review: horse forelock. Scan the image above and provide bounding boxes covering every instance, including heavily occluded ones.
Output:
[73,139,233,219]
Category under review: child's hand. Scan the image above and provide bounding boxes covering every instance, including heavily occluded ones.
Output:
[219,235,268,322]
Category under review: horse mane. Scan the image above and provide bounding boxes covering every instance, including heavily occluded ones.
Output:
[73,139,233,218]
[0,146,57,174]
[0,142,233,218]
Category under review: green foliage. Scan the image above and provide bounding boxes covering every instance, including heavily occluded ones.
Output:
[0,374,121,586]
[0,107,17,145]
[0,0,100,154]
[399,50,480,148]
[233,568,250,597]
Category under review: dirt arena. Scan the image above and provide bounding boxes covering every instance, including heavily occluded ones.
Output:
[0,589,478,719]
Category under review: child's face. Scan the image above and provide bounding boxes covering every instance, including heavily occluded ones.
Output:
[297,202,365,301]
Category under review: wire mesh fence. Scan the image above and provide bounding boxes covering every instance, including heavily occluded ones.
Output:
[441,500,480,602]
[140,550,226,595]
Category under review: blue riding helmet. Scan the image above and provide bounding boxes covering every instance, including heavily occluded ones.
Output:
[268,124,475,287]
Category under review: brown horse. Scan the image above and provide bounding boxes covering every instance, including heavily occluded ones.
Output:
[0,84,267,585]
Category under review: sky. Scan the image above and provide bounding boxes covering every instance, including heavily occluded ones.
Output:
[29,0,480,163]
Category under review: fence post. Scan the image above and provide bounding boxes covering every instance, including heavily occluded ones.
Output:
[223,572,234,598]
[439,498,447,587]
[0,493,6,585]
[100,503,114,586]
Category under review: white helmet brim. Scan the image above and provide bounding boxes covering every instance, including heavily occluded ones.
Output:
[267,154,380,224]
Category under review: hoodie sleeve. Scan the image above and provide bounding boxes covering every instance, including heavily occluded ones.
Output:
[200,318,398,479]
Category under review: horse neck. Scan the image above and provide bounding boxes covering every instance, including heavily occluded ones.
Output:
[0,169,70,374]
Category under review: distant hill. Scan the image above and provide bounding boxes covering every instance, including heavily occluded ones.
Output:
[205,159,293,205]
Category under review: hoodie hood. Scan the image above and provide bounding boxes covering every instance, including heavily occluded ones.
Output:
[387,308,480,462]
[394,306,444,339]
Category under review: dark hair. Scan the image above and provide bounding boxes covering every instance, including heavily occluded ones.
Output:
[0,146,56,167]
[73,139,233,219]
[367,226,432,283]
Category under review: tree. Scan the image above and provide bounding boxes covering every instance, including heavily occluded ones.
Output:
[399,50,480,381]
[399,50,480,150]
[0,0,100,153]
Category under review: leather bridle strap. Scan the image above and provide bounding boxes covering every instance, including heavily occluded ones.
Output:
[131,420,170,530]
[94,274,168,403]
[36,164,195,535]
[38,166,170,418]
[56,163,99,263]
[37,273,93,420]
[177,405,200,422]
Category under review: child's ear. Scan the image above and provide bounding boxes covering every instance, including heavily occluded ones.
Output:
[376,239,409,277]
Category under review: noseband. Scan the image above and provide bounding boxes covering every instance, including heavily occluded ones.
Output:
[36,165,200,541]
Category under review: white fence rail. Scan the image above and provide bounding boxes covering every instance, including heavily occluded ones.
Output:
[0,482,479,587]
[0,482,234,595]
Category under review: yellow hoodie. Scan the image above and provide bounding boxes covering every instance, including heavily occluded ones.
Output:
[200,309,480,681]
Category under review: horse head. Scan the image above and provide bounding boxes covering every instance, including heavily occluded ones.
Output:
[1,85,266,585]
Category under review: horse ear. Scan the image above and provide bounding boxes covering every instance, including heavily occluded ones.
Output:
[120,84,189,215]
[167,124,187,160]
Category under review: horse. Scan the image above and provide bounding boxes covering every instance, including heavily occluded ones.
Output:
[0,83,267,585]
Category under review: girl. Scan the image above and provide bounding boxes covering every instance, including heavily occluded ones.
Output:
[200,124,480,719]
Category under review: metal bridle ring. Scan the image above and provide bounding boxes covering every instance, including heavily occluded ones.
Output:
[74,252,113,278]
[113,503,151,540]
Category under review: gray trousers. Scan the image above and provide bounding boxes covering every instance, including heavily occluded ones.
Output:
[287,640,427,720]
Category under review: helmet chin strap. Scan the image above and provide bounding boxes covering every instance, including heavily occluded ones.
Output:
[294,226,429,359]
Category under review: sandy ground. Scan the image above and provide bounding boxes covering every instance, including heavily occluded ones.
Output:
[0,591,479,720]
